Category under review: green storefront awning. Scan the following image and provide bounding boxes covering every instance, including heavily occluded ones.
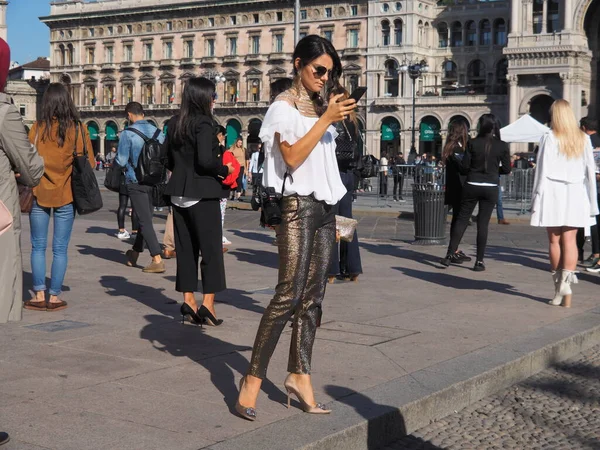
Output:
[381,121,400,141]
[106,123,118,141]
[420,121,440,142]
[87,123,99,140]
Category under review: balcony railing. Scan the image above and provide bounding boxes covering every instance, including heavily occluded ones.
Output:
[82,64,99,72]
[160,59,177,67]
[341,47,363,58]
[120,61,137,70]
[245,54,264,63]
[372,93,507,107]
[202,56,218,64]
[139,60,157,69]
[101,62,116,71]
[268,52,287,62]
[223,54,242,64]
[179,57,198,67]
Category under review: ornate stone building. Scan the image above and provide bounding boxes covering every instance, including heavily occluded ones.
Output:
[365,0,510,159]
[505,0,598,125]
[41,0,368,156]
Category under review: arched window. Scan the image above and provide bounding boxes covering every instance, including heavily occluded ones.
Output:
[384,59,399,97]
[424,22,430,47]
[548,0,559,33]
[466,21,476,46]
[441,60,458,87]
[58,44,66,66]
[495,58,508,94]
[450,21,462,47]
[533,0,543,34]
[468,60,486,92]
[437,22,448,48]
[382,20,390,46]
[67,44,74,65]
[494,19,507,45]
[394,19,403,46]
[479,19,491,46]
[418,20,424,46]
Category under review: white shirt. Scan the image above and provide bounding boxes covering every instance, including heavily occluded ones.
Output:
[171,197,200,208]
[249,151,264,174]
[379,157,388,173]
[259,101,346,205]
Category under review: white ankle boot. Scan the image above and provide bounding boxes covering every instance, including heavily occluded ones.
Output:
[549,270,562,306]
[550,269,577,307]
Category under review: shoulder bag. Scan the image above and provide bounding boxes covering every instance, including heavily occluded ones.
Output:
[71,122,103,215]
[104,163,123,192]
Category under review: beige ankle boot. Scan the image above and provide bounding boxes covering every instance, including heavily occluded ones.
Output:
[549,270,563,306]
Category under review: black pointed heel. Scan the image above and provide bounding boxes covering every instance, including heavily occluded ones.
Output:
[198,305,223,326]
[180,303,203,327]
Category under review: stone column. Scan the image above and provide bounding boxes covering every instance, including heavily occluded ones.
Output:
[563,0,573,31]
[524,0,533,34]
[511,0,520,34]
[99,132,106,157]
[508,74,519,124]
[542,0,548,34]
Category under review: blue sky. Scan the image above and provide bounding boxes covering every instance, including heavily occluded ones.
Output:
[7,0,50,64]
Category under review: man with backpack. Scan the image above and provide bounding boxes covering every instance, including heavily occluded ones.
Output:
[115,102,166,274]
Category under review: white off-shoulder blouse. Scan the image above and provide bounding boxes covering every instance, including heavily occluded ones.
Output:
[259,100,346,206]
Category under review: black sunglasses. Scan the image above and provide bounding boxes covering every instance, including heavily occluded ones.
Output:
[310,64,332,78]
[212,92,218,100]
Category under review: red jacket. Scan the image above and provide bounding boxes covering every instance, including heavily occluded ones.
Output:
[223,150,241,188]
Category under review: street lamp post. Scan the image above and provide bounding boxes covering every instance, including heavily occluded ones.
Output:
[203,71,226,100]
[400,60,429,156]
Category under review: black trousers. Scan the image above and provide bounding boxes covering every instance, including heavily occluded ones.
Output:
[379,172,388,196]
[235,167,245,193]
[127,184,161,257]
[392,174,404,198]
[576,194,600,257]
[330,172,362,276]
[117,193,139,231]
[173,199,226,294]
[447,184,498,262]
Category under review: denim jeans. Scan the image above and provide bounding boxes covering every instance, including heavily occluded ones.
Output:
[30,200,76,296]
[496,186,504,220]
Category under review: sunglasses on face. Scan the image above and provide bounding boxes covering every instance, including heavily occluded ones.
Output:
[310,64,332,78]
[212,92,218,100]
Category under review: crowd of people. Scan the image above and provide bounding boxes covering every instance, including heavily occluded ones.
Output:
[1,29,599,443]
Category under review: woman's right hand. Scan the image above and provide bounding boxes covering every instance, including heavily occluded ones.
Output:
[226,163,235,174]
[323,94,357,125]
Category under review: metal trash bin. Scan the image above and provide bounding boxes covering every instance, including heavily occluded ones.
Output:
[412,165,447,245]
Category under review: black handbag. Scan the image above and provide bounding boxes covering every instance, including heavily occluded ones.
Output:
[71,123,103,215]
[104,164,123,192]
[335,120,359,163]
[152,183,168,208]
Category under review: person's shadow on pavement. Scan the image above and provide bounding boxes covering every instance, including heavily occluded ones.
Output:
[394,267,548,304]
[324,385,443,450]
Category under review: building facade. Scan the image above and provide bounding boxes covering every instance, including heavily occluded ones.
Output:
[365,0,510,159]
[41,0,368,156]
[505,0,598,127]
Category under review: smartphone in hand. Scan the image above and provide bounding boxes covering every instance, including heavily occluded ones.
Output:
[348,86,367,103]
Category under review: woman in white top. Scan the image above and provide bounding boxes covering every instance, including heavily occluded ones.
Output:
[531,99,599,307]
[236,35,356,421]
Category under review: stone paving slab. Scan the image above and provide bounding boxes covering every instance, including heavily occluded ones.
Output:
[2,195,599,449]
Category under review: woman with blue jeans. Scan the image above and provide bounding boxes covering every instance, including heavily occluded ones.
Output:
[25,83,94,312]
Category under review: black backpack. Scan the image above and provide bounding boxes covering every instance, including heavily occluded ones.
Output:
[126,127,165,186]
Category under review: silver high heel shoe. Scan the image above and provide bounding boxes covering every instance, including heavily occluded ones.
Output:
[284,374,331,414]
[235,377,257,421]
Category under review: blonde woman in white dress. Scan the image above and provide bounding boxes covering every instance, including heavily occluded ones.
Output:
[531,99,599,307]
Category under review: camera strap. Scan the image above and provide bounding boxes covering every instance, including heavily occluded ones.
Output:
[281,171,292,196]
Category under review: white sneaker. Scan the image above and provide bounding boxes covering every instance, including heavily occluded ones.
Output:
[222,237,232,245]
[117,230,131,240]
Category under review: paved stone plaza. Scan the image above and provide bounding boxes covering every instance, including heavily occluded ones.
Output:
[386,345,600,450]
[1,192,600,449]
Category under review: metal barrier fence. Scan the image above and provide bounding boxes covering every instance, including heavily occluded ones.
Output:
[357,165,536,215]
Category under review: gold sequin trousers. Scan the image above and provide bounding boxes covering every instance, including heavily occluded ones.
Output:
[247,195,335,379]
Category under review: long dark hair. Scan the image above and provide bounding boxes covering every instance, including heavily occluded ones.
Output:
[173,77,215,144]
[292,35,343,116]
[443,121,468,163]
[476,113,501,173]
[39,83,80,147]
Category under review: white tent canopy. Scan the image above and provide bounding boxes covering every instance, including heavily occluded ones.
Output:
[500,114,549,143]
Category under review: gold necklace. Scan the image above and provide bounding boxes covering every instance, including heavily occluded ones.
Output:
[290,81,319,118]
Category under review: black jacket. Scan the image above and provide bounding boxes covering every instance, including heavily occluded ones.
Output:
[461,137,511,184]
[164,115,228,200]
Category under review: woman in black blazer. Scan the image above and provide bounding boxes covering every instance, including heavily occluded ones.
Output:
[441,114,511,272]
[164,77,234,326]
[442,120,471,265]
